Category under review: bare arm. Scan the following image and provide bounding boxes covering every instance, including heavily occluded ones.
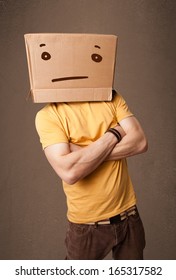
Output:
[44,128,119,185]
[106,116,148,161]
[69,116,148,161]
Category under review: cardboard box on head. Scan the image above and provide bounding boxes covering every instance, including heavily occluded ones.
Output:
[24,33,117,103]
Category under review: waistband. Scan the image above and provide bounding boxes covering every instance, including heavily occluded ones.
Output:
[86,205,137,225]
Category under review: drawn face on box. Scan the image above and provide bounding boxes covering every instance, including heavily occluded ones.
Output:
[27,34,117,90]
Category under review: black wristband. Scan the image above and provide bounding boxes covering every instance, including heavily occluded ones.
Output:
[106,128,122,143]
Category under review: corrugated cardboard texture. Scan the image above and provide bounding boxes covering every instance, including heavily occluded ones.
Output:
[24,33,117,102]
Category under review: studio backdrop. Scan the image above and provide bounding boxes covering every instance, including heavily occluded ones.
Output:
[0,0,176,260]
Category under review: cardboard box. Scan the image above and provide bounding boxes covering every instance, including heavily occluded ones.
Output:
[24,33,117,103]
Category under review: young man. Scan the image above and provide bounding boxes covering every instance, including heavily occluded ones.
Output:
[35,90,148,260]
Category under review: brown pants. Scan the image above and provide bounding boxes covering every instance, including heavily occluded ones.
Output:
[65,210,146,260]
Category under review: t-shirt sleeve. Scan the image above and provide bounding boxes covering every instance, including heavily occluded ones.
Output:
[113,92,134,122]
[35,108,69,149]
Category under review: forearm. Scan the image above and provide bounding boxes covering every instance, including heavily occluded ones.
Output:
[106,132,148,161]
[69,118,148,162]
[66,133,118,182]
[70,133,147,162]
[45,132,118,185]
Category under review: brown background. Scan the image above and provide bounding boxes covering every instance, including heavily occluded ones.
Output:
[0,0,176,260]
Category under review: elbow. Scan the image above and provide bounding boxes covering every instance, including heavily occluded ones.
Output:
[62,170,80,185]
[55,164,83,185]
[64,177,78,185]
[138,136,148,154]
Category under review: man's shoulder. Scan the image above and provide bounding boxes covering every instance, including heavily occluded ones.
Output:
[36,103,59,117]
[35,103,61,126]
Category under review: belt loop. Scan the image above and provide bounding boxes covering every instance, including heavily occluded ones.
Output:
[120,211,128,221]
[94,222,98,228]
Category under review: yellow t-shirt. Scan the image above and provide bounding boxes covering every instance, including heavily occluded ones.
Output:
[35,92,136,223]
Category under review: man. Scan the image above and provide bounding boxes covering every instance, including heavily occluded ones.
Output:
[35,90,148,260]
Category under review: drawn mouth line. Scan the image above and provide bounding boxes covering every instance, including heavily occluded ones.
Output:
[52,76,88,82]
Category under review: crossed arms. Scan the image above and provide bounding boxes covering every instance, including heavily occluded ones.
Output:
[44,116,148,185]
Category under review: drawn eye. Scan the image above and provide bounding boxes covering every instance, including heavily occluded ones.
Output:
[41,52,51,60]
[91,53,102,63]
